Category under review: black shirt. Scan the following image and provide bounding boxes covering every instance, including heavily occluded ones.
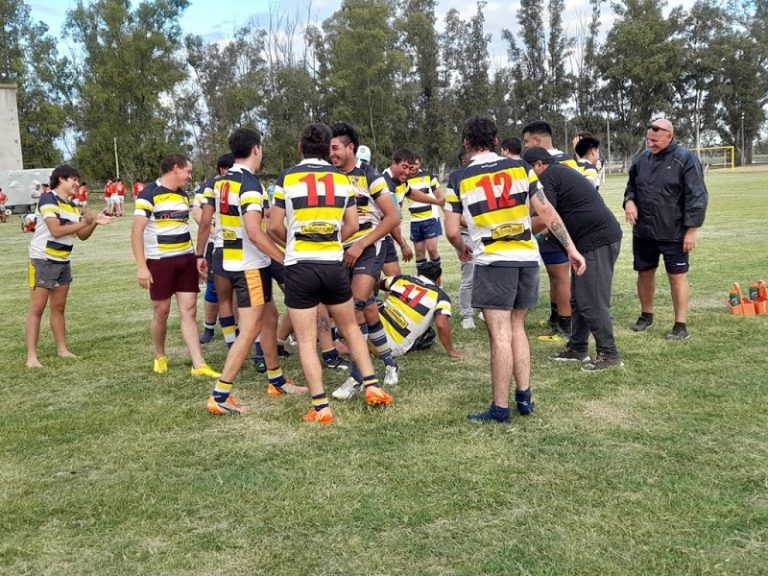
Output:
[538,163,622,253]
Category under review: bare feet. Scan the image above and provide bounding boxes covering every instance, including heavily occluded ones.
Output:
[58,350,78,359]
[26,358,44,369]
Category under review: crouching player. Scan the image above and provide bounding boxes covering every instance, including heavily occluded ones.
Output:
[378,261,462,359]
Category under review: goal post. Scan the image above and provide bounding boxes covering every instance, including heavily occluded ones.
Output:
[691,146,735,171]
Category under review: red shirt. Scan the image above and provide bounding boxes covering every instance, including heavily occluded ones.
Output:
[116,182,126,196]
[77,186,88,203]
[0,192,7,204]
[133,181,145,196]
[105,182,116,197]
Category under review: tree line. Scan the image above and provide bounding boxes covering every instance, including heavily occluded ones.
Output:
[2,0,766,182]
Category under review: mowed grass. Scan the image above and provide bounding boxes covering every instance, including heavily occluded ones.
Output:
[1,169,767,576]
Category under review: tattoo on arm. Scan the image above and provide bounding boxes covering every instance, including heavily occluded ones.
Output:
[548,220,571,249]
[532,188,548,205]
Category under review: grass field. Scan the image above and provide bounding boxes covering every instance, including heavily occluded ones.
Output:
[1,169,767,575]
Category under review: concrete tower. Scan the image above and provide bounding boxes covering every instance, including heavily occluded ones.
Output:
[0,84,24,170]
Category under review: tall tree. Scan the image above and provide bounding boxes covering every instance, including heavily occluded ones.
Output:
[318,0,407,159]
[710,0,768,164]
[65,0,190,181]
[0,0,67,167]
[673,1,729,151]
[440,3,491,147]
[181,26,267,173]
[396,0,451,168]
[599,0,682,161]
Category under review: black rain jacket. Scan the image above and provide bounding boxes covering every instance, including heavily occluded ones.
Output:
[623,142,708,241]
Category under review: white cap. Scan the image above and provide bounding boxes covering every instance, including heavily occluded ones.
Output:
[356,145,371,163]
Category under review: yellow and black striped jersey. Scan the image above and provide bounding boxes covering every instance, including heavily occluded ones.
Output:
[379,274,452,355]
[209,164,270,271]
[343,162,390,246]
[29,191,80,262]
[406,170,441,220]
[274,159,356,266]
[134,181,193,260]
[193,175,221,248]
[577,159,600,190]
[382,167,409,210]
[445,151,541,267]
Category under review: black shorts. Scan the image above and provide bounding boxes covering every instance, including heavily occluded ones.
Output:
[472,264,540,310]
[211,247,225,276]
[284,262,353,309]
[633,236,689,274]
[147,254,199,301]
[204,242,215,282]
[268,259,285,288]
[382,235,398,264]
[217,267,272,308]
[346,243,384,279]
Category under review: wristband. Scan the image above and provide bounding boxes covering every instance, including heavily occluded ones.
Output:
[196,255,205,259]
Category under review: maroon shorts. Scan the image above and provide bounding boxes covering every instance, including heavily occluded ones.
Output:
[147,254,200,301]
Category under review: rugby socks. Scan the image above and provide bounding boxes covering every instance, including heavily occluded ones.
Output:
[213,379,233,403]
[253,339,264,359]
[358,322,369,340]
[267,367,287,390]
[220,316,237,348]
[368,320,397,368]
[362,374,380,390]
[311,392,329,412]
[548,303,558,328]
[322,348,341,367]
[349,362,363,384]
[430,256,441,267]
[203,321,216,331]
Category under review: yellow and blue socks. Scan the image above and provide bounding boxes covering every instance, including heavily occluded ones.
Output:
[311,392,329,412]
[368,320,396,368]
[213,379,234,403]
[362,374,380,390]
[267,366,287,393]
[219,316,237,348]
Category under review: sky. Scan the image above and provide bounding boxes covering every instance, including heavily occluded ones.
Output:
[28,0,628,66]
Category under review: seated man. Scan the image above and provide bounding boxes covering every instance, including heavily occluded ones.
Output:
[378,262,462,359]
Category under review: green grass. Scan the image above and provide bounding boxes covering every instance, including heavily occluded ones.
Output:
[1,170,767,575]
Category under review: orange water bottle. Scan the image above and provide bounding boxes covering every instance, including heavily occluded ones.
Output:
[729,283,742,307]
[749,282,759,301]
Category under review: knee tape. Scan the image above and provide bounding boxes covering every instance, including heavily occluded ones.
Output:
[204,278,218,304]
[353,298,366,311]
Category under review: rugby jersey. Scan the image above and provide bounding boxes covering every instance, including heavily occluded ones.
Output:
[406,170,441,220]
[577,159,600,190]
[539,149,589,254]
[274,158,355,266]
[208,164,270,271]
[29,191,81,262]
[445,151,540,267]
[344,162,389,246]
[382,167,409,209]
[135,181,193,260]
[193,176,220,248]
[379,274,451,354]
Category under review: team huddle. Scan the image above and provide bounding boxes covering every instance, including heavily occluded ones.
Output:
[24,115,708,424]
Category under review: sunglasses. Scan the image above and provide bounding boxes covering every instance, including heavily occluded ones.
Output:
[647,124,671,134]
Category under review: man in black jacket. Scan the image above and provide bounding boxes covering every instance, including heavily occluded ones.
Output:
[525,147,624,371]
[623,119,708,340]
